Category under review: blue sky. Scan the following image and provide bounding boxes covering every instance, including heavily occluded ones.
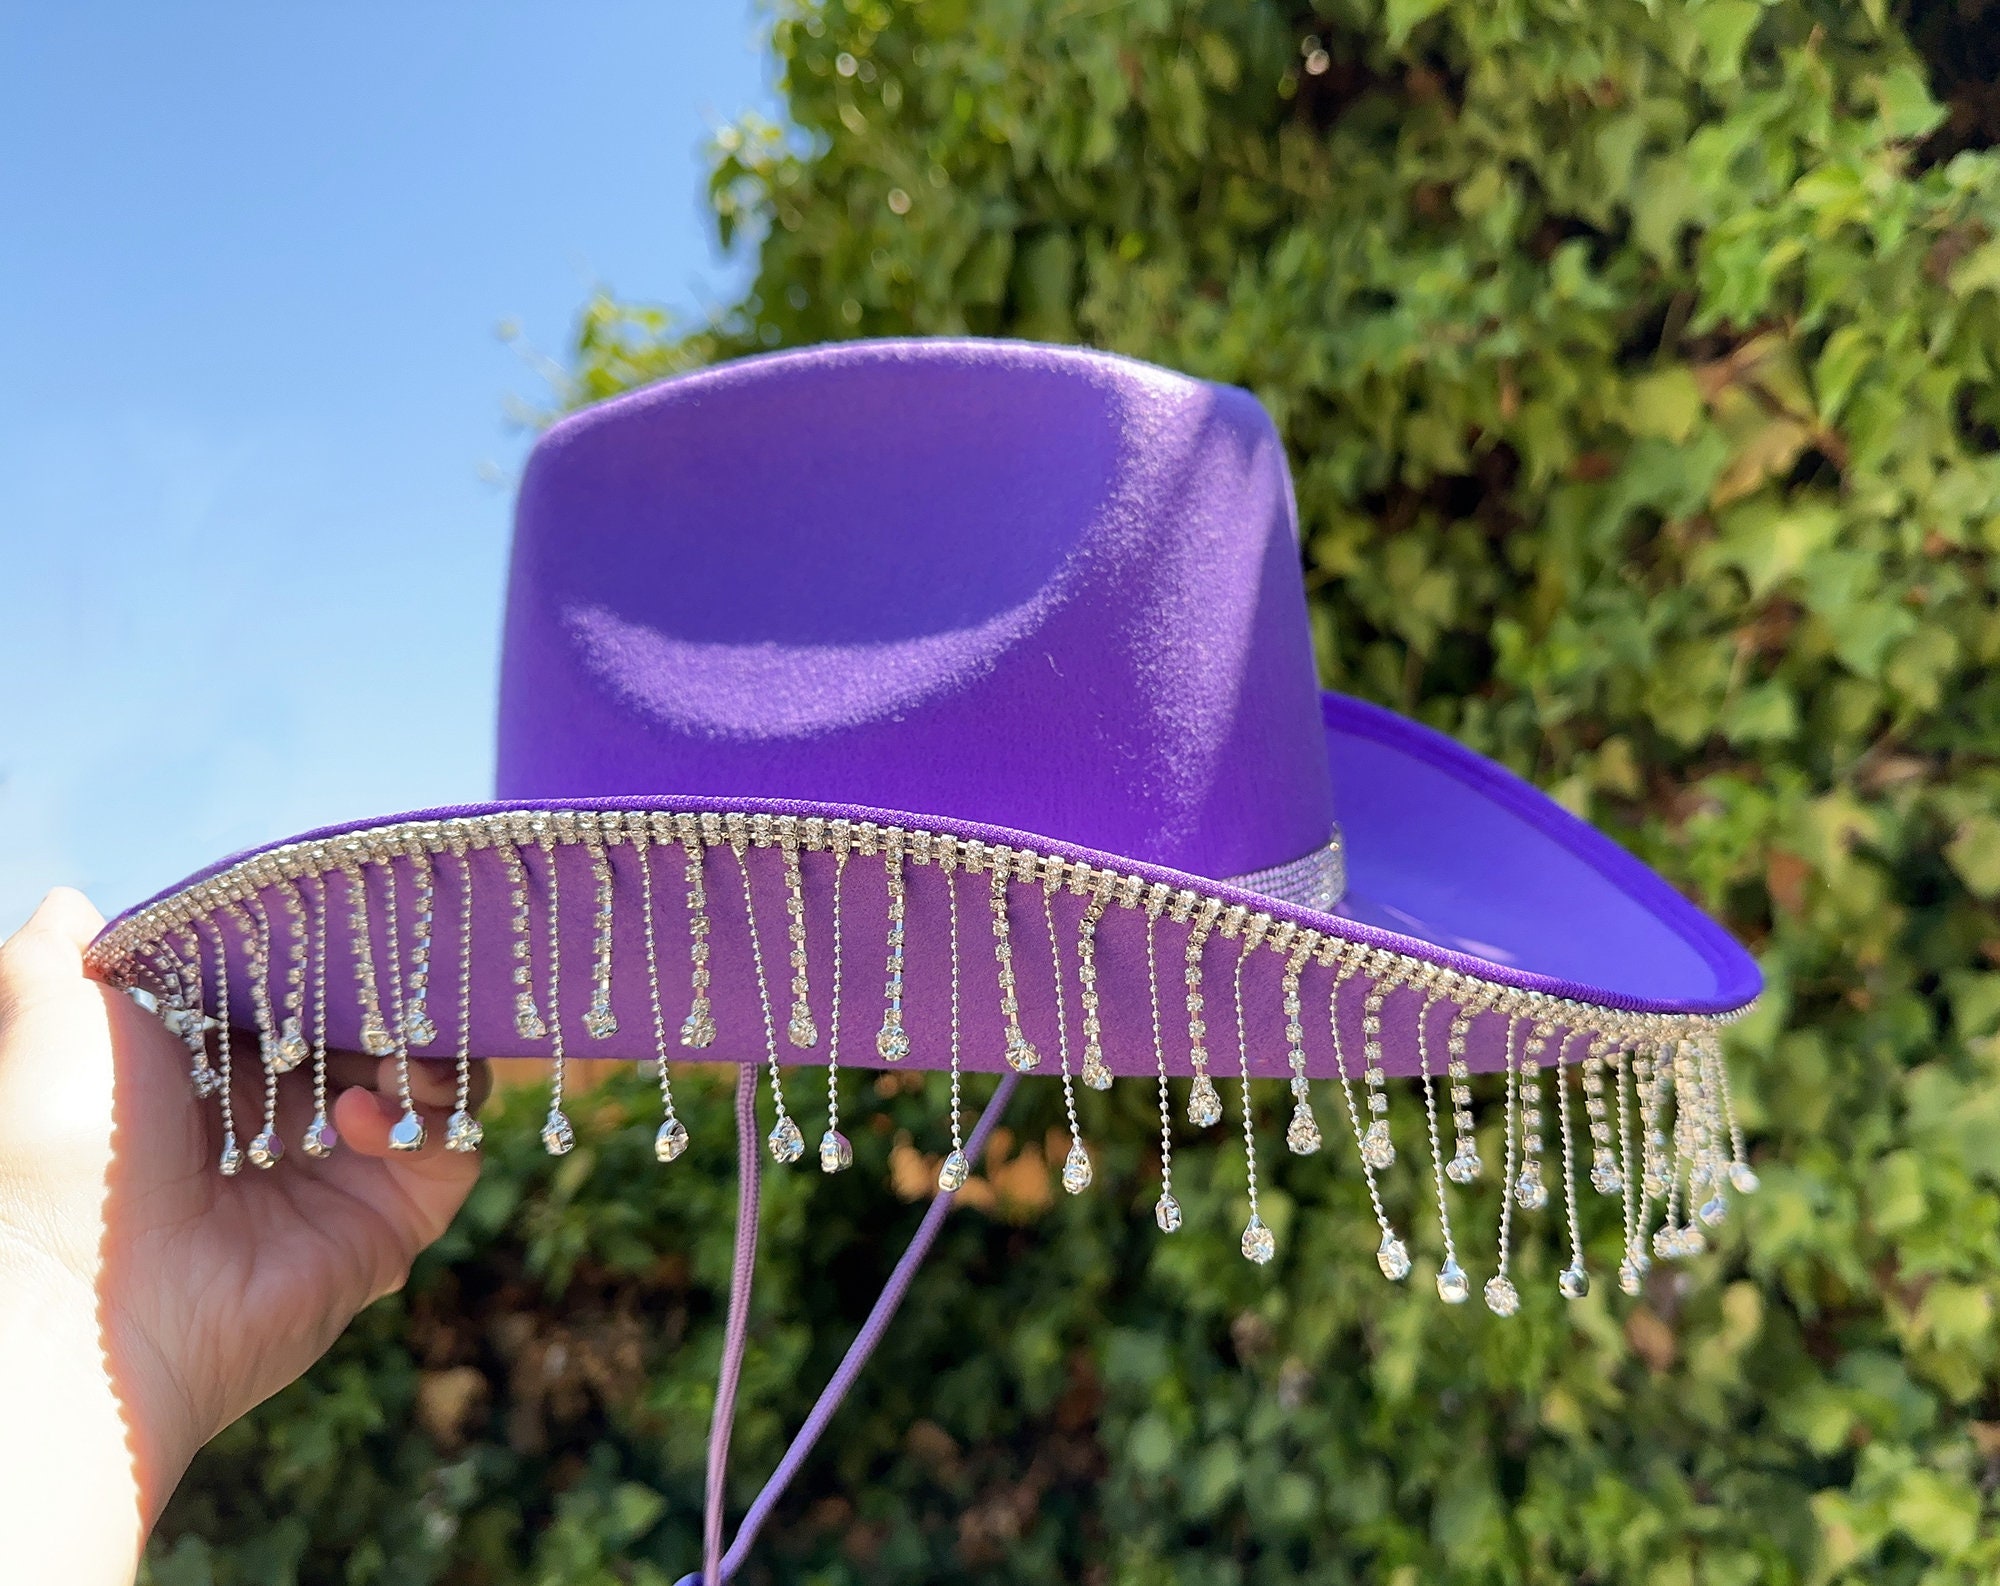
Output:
[0,4,774,929]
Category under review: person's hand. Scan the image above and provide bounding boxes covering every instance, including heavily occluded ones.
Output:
[0,887,490,1586]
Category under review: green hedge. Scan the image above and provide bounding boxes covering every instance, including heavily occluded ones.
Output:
[152,1,2000,1581]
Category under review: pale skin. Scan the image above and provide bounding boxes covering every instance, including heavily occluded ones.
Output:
[0,888,490,1586]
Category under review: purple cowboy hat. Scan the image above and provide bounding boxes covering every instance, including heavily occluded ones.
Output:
[88,337,1759,1295]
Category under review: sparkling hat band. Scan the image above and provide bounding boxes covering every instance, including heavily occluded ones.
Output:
[1224,828,1345,912]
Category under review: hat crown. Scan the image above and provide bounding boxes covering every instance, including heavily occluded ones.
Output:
[497,338,1333,880]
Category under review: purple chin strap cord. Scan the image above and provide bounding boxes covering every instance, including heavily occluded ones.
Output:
[675,1062,1021,1586]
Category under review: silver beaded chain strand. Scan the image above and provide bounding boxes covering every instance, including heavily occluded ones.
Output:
[1357,957,1402,1172]
[1233,937,1275,1264]
[272,878,310,1073]
[196,915,243,1176]
[1045,870,1093,1196]
[937,860,972,1192]
[444,833,484,1153]
[819,849,853,1174]
[1555,1031,1591,1299]
[1615,1047,1645,1294]
[403,841,441,1049]
[300,874,338,1158]
[583,834,620,1041]
[1514,1018,1552,1210]
[734,832,803,1164]
[1281,937,1322,1155]
[1714,1032,1759,1195]
[1483,1014,1524,1316]
[1075,877,1114,1092]
[680,822,717,1049]
[344,854,395,1059]
[502,830,547,1042]
[537,822,577,1156]
[1182,899,1223,1127]
[1146,890,1182,1232]
[988,854,1041,1073]
[876,828,910,1063]
[634,819,689,1163]
[1416,988,1469,1302]
[782,829,817,1051]
[379,860,428,1153]
[232,899,287,1170]
[1332,952,1410,1282]
[1443,994,1483,1183]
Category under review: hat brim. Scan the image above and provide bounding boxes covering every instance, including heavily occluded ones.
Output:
[87,691,1756,1090]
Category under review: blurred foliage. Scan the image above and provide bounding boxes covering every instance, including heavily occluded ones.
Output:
[152,0,2000,1581]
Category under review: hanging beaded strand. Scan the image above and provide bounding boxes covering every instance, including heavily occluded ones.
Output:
[632,817,689,1162]
[196,915,242,1176]
[1075,876,1114,1092]
[988,850,1041,1072]
[678,819,717,1048]
[1145,886,1183,1231]
[167,927,217,1095]
[1513,1017,1553,1210]
[937,855,972,1192]
[1555,1032,1590,1298]
[1332,951,1411,1282]
[300,874,338,1158]
[537,822,576,1156]
[1280,933,1322,1155]
[378,860,427,1153]
[271,877,310,1073]
[876,827,910,1063]
[1583,1030,1621,1194]
[443,828,483,1152]
[343,855,395,1058]
[1179,897,1224,1128]
[1713,1031,1759,1194]
[1233,929,1275,1263]
[782,828,817,1050]
[1443,993,1483,1183]
[1415,982,1469,1301]
[402,841,441,1048]
[1484,1014,1525,1316]
[1693,1036,1732,1226]
[1045,865,1092,1195]
[583,832,620,1041]
[819,846,853,1173]
[1615,1046,1645,1293]
[502,829,547,1042]
[733,824,802,1163]
[1357,956,1401,1172]
[231,898,286,1170]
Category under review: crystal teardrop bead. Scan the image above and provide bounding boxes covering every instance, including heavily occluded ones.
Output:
[876,1022,910,1062]
[1445,1147,1482,1184]
[273,1018,309,1074]
[406,1010,441,1048]
[1617,1257,1644,1296]
[540,1108,575,1156]
[680,1009,716,1048]
[248,1128,285,1169]
[218,1134,243,1176]
[1186,1074,1223,1128]
[359,1012,395,1057]
[1376,1231,1411,1281]
[1483,1275,1520,1316]
[1590,1160,1624,1195]
[767,1114,805,1165]
[1241,1217,1276,1265]
[583,1006,619,1040]
[1154,1192,1183,1232]
[937,1148,972,1192]
[1004,1035,1041,1073]
[1285,1102,1323,1155]
[1360,1120,1395,1171]
[389,1110,427,1153]
[444,1110,484,1153]
[819,1129,854,1174]
[1080,1054,1113,1091]
[1436,1258,1470,1304]
[1698,1195,1728,1227]
[654,1117,690,1163]
[1559,1264,1591,1300]
[1514,1170,1549,1211]
[301,1116,338,1158]
[1060,1140,1093,1195]
[1729,1162,1760,1194]
[514,998,548,1042]
[788,1013,818,1049]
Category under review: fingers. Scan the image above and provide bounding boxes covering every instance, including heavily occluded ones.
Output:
[326,1058,492,1161]
[3,887,105,954]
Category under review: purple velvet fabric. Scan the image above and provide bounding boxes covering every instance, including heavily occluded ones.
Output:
[94,338,1760,1077]
[498,338,1334,883]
